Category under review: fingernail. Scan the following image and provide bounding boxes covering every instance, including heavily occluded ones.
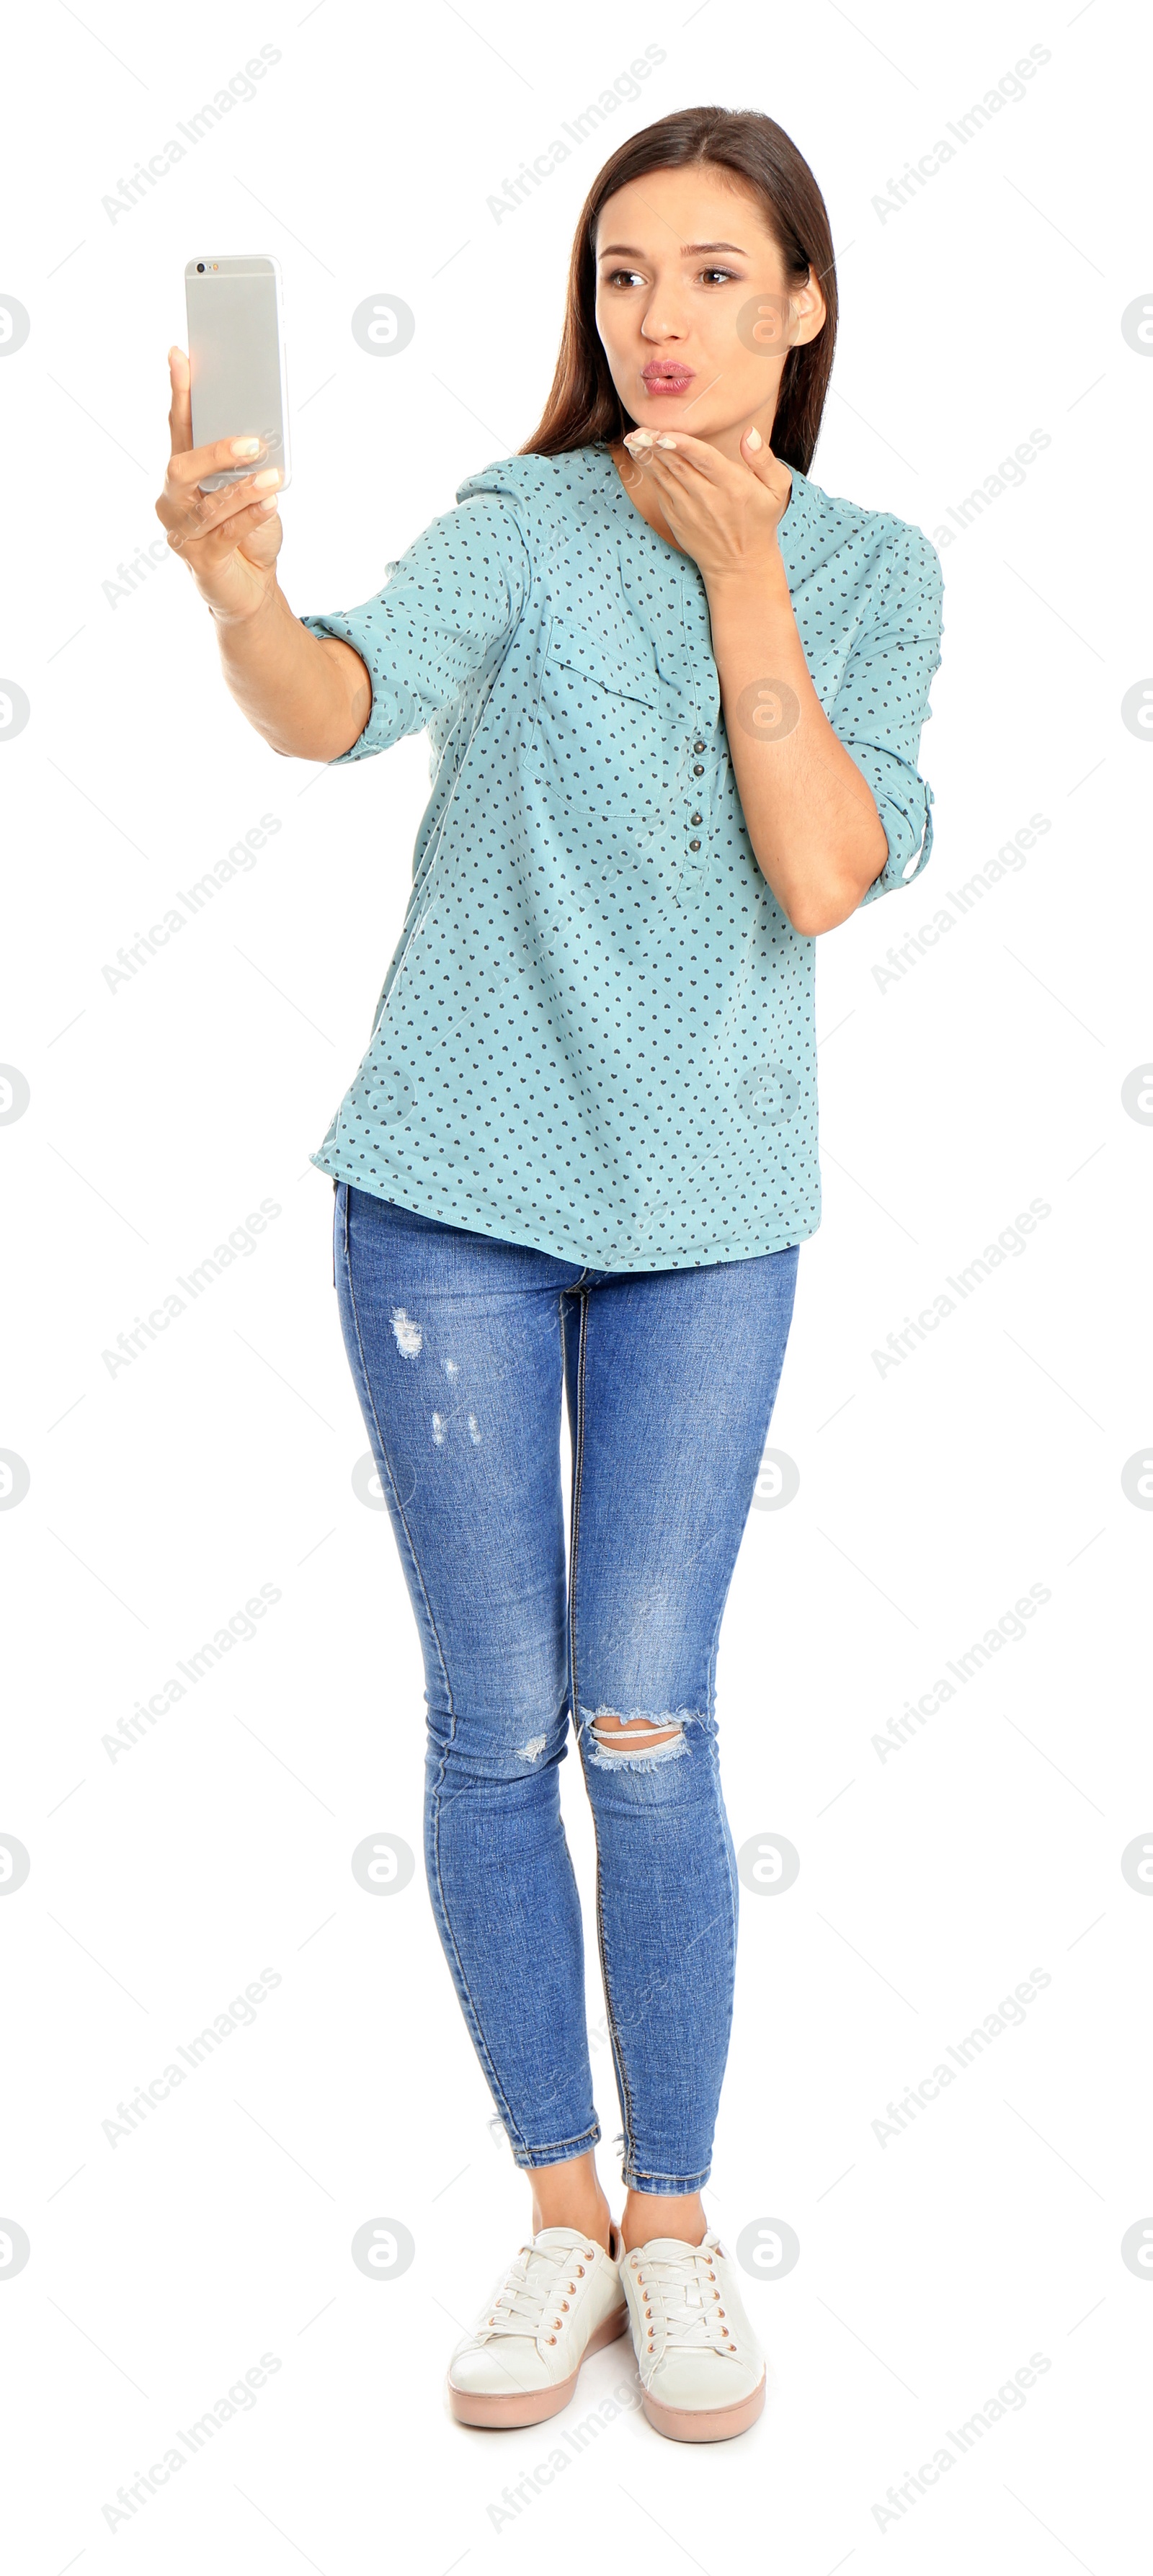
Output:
[626,428,654,447]
[252,468,280,489]
[745,426,762,450]
[656,434,677,449]
[231,437,262,458]
[257,494,280,512]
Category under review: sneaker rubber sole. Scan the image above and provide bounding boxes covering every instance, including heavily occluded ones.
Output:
[448,2304,629,2428]
[640,2369,767,2443]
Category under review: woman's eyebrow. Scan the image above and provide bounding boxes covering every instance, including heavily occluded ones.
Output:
[596,240,751,259]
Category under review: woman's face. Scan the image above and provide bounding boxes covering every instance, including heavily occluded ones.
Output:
[593,166,826,456]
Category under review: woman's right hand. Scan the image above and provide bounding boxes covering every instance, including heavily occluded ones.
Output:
[156,345,285,623]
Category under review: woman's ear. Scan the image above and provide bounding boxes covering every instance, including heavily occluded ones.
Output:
[791,267,827,347]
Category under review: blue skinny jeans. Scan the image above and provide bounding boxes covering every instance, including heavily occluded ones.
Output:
[334,1182,798,2192]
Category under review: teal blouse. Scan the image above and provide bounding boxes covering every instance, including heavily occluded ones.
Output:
[301,443,943,1269]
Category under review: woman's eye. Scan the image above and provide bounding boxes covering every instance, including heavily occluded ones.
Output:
[601,266,740,290]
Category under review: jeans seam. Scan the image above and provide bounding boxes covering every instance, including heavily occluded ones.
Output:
[339,1186,527,2152]
[710,1703,737,2155]
[700,1615,737,2033]
[341,1186,455,1718]
[698,1556,739,2137]
[569,1285,640,2184]
[589,1790,639,2185]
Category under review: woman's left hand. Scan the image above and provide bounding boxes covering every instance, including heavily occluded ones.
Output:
[621,427,792,583]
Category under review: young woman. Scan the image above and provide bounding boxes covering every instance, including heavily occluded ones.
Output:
[157,105,942,2443]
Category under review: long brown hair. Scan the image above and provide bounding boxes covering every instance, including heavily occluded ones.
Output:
[520,105,837,476]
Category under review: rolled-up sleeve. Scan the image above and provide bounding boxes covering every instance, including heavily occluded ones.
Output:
[829,525,943,906]
[300,494,531,764]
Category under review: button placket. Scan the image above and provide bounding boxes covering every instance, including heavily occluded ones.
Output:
[688,736,706,853]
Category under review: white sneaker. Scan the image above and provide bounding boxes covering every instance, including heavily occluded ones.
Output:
[448,2223,628,2427]
[621,2231,766,2441]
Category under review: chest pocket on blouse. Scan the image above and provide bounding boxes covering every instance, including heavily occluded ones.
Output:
[547,610,660,700]
[530,612,669,814]
[530,609,662,761]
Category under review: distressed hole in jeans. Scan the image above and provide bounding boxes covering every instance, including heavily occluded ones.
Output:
[391,1307,423,1359]
[586,1708,690,1769]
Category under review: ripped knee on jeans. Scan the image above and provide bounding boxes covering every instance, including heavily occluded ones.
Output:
[582,1706,693,1768]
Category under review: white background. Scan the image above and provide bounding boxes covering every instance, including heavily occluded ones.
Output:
[2,1,1151,2568]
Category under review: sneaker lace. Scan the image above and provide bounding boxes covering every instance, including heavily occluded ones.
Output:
[634,2244,735,2353]
[481,2241,595,2341]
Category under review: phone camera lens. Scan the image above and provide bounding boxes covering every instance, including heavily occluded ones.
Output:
[196,262,205,273]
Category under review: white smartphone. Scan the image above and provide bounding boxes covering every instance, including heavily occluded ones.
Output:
[184,254,290,492]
